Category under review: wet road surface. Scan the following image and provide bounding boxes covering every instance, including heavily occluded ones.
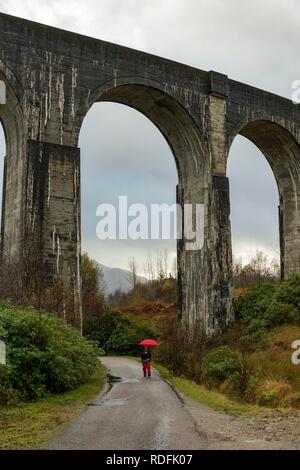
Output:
[44,357,206,450]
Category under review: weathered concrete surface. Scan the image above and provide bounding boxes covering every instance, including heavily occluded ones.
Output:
[1,13,300,334]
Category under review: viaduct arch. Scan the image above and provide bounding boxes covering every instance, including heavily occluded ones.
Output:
[1,12,300,334]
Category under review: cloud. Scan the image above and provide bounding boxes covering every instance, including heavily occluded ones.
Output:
[1,0,299,95]
[79,103,178,271]
[228,136,280,263]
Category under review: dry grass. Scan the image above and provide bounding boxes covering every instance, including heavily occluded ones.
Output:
[120,300,176,321]
[156,321,300,410]
[249,326,300,394]
[233,288,250,300]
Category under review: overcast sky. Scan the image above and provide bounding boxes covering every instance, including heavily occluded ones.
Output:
[1,0,298,272]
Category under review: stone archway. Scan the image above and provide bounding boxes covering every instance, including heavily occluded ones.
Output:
[2,13,300,335]
[74,82,215,333]
[0,70,25,261]
[227,119,300,280]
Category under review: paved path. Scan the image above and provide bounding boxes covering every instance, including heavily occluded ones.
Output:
[44,357,207,450]
[45,357,298,450]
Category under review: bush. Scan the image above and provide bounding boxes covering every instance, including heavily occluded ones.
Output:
[234,283,277,324]
[265,300,298,325]
[157,315,207,379]
[229,353,255,399]
[0,302,99,402]
[83,310,156,356]
[202,347,240,386]
[234,276,300,350]
[0,365,16,404]
[257,390,279,407]
[255,379,291,407]
[239,319,269,351]
[276,274,300,309]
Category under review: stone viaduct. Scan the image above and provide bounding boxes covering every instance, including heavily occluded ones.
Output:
[1,12,300,334]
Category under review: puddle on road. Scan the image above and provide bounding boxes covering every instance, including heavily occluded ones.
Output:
[89,397,129,406]
[107,373,122,384]
[88,371,138,406]
[105,373,138,394]
[107,373,138,385]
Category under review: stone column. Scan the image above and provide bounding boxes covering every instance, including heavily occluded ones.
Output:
[278,198,285,281]
[280,187,300,279]
[177,175,234,334]
[209,174,234,333]
[0,155,7,261]
[26,140,82,331]
[205,71,234,333]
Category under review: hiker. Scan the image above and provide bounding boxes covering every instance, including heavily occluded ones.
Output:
[141,346,152,378]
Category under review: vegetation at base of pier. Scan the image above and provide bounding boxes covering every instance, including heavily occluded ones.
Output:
[82,250,173,356]
[0,255,106,448]
[156,273,300,410]
[0,302,100,403]
[84,250,300,410]
[1,249,300,412]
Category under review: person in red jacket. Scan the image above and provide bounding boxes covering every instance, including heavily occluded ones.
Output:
[141,346,152,378]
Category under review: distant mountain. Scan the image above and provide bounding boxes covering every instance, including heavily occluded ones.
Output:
[97,263,146,295]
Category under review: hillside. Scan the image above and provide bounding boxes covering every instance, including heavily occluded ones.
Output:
[97,263,146,295]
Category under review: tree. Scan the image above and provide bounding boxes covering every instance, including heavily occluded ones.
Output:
[145,251,155,283]
[156,249,169,282]
[233,250,280,288]
[81,253,106,319]
[128,256,138,289]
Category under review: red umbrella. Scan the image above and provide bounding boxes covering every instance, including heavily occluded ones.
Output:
[139,339,159,347]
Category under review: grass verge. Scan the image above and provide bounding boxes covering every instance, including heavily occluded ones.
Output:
[153,362,267,414]
[0,364,106,450]
[128,356,266,414]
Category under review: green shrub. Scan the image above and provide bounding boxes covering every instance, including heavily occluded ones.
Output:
[0,365,16,404]
[202,346,240,386]
[265,300,298,325]
[257,390,279,407]
[229,353,255,399]
[276,274,300,310]
[234,283,276,324]
[0,302,99,402]
[84,310,156,356]
[234,276,300,349]
[242,375,260,403]
[239,319,269,350]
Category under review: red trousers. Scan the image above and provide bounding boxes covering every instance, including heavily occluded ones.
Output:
[142,360,151,376]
